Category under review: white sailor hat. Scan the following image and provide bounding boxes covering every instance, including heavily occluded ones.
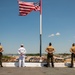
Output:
[21,44,24,46]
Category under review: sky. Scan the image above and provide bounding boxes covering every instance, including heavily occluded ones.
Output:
[0,0,75,54]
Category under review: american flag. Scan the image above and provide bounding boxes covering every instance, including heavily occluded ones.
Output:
[18,1,40,16]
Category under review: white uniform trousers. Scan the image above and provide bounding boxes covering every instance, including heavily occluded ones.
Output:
[19,55,25,67]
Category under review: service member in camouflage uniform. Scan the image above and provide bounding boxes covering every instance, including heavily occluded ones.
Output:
[45,42,55,67]
[70,43,75,68]
[0,43,4,67]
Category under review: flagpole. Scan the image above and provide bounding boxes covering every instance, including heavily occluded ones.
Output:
[18,0,42,58]
[40,0,42,58]
[40,16,42,57]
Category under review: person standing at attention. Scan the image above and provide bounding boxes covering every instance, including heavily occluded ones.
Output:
[70,43,75,68]
[18,44,26,67]
[45,42,55,67]
[0,43,4,67]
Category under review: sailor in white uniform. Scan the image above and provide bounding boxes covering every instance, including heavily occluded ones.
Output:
[18,44,26,67]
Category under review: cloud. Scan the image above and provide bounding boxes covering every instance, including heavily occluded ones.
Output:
[49,34,54,37]
[56,32,60,36]
[49,32,60,38]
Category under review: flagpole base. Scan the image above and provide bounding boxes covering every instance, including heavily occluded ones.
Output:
[39,57,42,62]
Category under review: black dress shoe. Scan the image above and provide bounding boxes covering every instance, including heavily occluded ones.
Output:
[52,66,54,68]
[69,66,73,68]
[44,64,50,67]
[1,65,3,67]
